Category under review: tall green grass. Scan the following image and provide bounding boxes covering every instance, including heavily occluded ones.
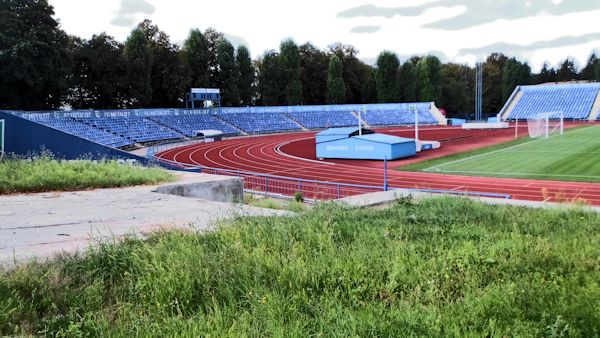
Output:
[0,155,174,194]
[1,197,599,336]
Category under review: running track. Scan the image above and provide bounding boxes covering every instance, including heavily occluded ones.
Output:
[158,126,600,205]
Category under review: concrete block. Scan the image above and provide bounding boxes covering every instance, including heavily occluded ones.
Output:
[155,173,244,203]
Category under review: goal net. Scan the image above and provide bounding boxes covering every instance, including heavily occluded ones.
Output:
[527,112,564,138]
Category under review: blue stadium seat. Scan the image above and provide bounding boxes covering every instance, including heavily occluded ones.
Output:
[23,114,133,148]
[218,112,300,133]
[361,106,436,126]
[507,84,600,120]
[149,113,239,136]
[287,110,358,128]
[19,103,440,149]
[80,116,183,143]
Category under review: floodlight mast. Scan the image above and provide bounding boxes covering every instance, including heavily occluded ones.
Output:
[410,104,419,143]
[358,108,362,136]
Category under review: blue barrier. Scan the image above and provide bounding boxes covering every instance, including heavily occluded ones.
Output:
[147,149,512,201]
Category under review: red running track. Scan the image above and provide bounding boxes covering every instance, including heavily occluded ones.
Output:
[157,126,600,205]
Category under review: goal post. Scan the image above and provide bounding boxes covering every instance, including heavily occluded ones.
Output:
[527,112,564,139]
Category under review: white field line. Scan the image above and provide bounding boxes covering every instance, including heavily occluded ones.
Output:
[424,125,598,172]
[274,138,335,166]
[425,169,600,179]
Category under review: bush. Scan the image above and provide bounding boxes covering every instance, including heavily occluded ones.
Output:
[294,191,304,202]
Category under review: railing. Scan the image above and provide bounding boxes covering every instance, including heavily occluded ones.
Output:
[148,153,512,201]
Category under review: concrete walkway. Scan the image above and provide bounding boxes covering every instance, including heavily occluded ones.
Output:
[0,174,288,266]
[339,188,600,212]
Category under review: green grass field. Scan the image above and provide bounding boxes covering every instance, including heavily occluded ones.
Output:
[1,198,599,336]
[401,125,600,182]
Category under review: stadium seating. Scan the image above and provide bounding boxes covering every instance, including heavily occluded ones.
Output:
[79,117,182,143]
[218,112,300,133]
[506,84,600,120]
[149,113,239,137]
[361,107,437,126]
[287,110,358,129]
[23,114,133,148]
[16,103,442,149]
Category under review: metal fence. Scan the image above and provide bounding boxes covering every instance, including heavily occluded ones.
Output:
[148,150,512,201]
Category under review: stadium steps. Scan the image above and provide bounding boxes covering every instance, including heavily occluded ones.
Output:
[430,103,448,125]
[283,113,309,130]
[213,115,248,135]
[146,117,188,139]
[588,90,600,121]
[74,118,128,139]
[500,91,524,120]
[350,111,370,128]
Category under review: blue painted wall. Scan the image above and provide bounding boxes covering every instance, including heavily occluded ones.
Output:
[316,137,415,160]
[0,111,147,162]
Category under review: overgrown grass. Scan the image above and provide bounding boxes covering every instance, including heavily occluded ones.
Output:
[244,194,308,212]
[0,155,175,194]
[1,197,600,336]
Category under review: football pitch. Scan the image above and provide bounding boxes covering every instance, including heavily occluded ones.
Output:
[402,125,600,182]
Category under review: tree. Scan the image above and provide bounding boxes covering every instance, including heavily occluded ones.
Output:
[424,55,443,103]
[329,43,371,103]
[0,0,71,109]
[361,68,377,103]
[236,45,255,106]
[581,53,598,81]
[204,27,224,86]
[124,28,153,107]
[326,55,346,104]
[299,43,328,105]
[440,63,470,117]
[183,29,210,88]
[69,33,127,109]
[279,39,303,105]
[556,58,578,82]
[502,57,532,101]
[258,51,284,106]
[136,20,188,108]
[215,38,239,106]
[375,51,400,103]
[416,58,434,102]
[536,63,557,84]
[398,61,417,102]
[482,53,508,114]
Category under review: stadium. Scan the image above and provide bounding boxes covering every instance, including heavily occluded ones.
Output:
[2,82,600,204]
[2,0,600,336]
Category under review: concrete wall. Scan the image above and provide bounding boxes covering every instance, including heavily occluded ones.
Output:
[155,174,244,203]
[0,111,147,162]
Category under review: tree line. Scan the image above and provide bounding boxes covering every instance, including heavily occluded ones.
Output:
[2,0,600,117]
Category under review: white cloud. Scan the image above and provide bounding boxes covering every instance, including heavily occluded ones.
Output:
[48,0,600,70]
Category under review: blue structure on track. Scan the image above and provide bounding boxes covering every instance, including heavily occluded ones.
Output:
[316,127,416,160]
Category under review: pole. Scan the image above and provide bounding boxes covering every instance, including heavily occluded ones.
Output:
[383,157,388,191]
[545,116,549,138]
[560,112,564,135]
[414,106,419,143]
[358,109,362,135]
[515,118,518,139]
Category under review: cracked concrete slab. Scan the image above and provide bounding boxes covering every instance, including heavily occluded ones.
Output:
[0,172,289,266]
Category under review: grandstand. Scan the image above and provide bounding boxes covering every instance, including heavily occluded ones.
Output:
[360,103,436,126]
[500,82,600,121]
[3,102,445,150]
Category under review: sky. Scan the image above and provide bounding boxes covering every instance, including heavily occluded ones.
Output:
[49,0,600,71]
